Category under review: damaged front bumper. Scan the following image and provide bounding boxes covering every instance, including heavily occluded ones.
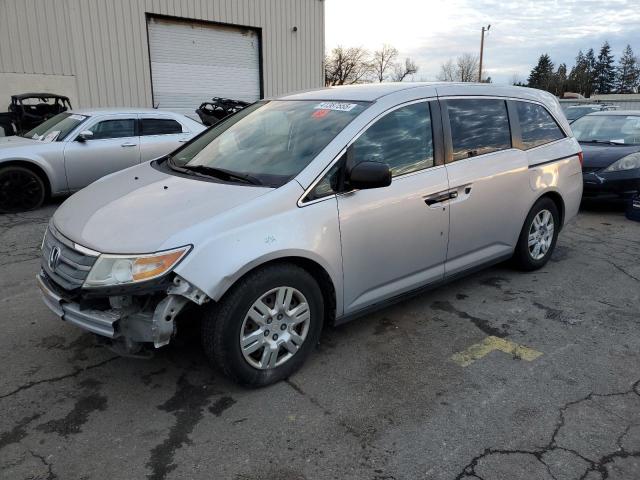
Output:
[37,271,209,350]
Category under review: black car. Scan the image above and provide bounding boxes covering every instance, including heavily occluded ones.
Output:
[571,111,640,200]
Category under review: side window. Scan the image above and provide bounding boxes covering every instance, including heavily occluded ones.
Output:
[350,102,434,177]
[516,101,565,149]
[141,118,183,136]
[446,99,511,161]
[88,119,135,140]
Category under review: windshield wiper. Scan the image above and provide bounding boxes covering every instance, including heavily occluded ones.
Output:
[583,139,626,145]
[181,164,263,185]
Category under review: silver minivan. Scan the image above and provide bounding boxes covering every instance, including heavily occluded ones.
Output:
[38,83,583,386]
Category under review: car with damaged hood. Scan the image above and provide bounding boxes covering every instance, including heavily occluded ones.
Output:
[571,111,640,200]
[37,83,582,387]
[0,109,205,213]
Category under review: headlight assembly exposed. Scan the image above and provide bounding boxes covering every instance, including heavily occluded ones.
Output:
[83,246,191,288]
[603,153,640,172]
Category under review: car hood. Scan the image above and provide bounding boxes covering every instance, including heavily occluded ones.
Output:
[0,135,48,155]
[580,143,640,169]
[53,162,273,253]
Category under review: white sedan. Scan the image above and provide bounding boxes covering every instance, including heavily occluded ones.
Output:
[0,109,206,212]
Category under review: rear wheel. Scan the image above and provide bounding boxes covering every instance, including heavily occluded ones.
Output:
[201,264,324,387]
[513,197,560,270]
[0,166,46,213]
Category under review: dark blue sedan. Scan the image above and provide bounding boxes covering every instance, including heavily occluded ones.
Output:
[571,111,640,200]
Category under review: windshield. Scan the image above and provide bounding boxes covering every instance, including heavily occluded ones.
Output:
[572,115,640,145]
[170,100,369,187]
[565,106,599,121]
[23,113,88,142]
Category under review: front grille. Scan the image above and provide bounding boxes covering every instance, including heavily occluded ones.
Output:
[582,166,601,174]
[41,225,98,292]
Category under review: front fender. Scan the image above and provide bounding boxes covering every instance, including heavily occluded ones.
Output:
[172,186,344,315]
[0,154,66,195]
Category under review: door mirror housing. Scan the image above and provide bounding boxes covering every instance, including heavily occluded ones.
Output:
[77,130,93,142]
[347,161,391,190]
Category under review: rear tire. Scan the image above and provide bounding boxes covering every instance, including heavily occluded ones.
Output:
[0,165,46,213]
[513,197,560,271]
[201,264,324,387]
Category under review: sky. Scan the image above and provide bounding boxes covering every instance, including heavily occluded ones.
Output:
[325,0,640,85]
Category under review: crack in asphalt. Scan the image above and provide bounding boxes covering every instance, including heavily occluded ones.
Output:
[455,379,640,480]
[28,448,56,480]
[145,372,222,480]
[0,357,119,400]
[430,300,509,338]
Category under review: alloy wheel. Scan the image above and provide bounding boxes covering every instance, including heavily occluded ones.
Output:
[240,286,311,370]
[0,168,44,212]
[528,209,554,260]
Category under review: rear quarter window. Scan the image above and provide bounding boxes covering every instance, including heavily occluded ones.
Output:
[516,101,565,149]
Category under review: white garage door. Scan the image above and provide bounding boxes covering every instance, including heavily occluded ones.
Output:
[147,17,261,118]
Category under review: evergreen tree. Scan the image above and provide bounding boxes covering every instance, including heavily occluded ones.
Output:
[552,63,568,97]
[594,41,616,94]
[616,44,639,93]
[528,54,555,92]
[569,50,591,96]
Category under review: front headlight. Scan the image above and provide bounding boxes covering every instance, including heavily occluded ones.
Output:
[603,153,640,172]
[83,246,191,288]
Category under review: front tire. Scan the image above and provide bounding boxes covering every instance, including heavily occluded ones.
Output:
[201,264,324,387]
[0,165,47,213]
[513,197,560,271]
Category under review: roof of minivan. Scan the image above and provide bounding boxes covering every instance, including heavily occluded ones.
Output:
[279,82,552,103]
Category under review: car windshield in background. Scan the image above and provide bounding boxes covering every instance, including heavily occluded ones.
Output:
[565,106,600,121]
[23,113,88,142]
[572,115,640,145]
[170,100,369,187]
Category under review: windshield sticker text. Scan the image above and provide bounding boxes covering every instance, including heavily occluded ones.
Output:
[314,102,357,112]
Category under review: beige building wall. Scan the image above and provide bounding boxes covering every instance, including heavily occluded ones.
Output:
[0,0,325,108]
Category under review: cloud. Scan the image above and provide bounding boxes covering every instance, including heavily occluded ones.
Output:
[326,0,640,84]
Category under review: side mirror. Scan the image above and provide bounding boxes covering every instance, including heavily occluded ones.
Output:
[77,130,93,142]
[347,161,392,190]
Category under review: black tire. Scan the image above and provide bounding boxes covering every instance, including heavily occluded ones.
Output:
[0,165,47,213]
[513,197,560,271]
[201,263,324,387]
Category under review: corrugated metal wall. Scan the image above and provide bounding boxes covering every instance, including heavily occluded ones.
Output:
[0,0,325,107]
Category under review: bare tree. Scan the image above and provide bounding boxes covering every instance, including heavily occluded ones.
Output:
[437,59,456,82]
[372,44,399,82]
[457,53,479,82]
[392,57,419,82]
[325,46,373,86]
[437,54,479,82]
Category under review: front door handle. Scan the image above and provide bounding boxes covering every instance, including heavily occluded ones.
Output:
[178,139,190,143]
[121,142,137,147]
[424,191,457,206]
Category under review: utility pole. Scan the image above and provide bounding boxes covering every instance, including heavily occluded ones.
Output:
[478,24,490,82]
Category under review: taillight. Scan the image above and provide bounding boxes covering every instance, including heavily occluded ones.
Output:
[577,151,584,167]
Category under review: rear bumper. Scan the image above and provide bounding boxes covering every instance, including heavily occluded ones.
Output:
[582,170,640,199]
[37,272,119,338]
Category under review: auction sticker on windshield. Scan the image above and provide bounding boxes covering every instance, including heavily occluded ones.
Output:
[314,102,358,112]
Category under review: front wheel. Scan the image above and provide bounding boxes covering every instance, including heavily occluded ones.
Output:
[513,197,560,271]
[201,264,324,387]
[0,166,46,213]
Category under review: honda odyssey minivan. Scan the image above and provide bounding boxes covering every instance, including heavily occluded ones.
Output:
[38,83,582,386]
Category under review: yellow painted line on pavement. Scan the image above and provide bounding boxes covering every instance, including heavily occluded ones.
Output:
[451,336,543,367]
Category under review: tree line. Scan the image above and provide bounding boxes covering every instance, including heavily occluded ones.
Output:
[325,44,419,85]
[524,42,639,97]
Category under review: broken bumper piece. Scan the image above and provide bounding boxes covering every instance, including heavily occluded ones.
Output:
[37,272,209,349]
